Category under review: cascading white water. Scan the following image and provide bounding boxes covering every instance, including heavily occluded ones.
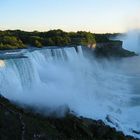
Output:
[0,46,140,138]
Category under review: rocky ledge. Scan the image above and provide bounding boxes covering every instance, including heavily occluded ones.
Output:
[0,95,138,140]
[93,41,137,57]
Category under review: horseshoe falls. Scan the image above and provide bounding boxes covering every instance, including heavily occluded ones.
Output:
[0,46,140,138]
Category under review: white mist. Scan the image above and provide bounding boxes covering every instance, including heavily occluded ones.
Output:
[0,46,140,138]
[121,30,140,53]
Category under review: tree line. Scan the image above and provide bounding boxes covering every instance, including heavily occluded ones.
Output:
[0,29,114,50]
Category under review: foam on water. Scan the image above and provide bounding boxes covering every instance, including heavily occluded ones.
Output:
[0,46,140,138]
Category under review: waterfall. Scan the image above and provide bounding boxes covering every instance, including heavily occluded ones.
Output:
[0,46,140,138]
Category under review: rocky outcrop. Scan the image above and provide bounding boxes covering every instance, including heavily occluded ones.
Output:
[0,95,138,140]
[96,41,123,49]
[94,40,137,57]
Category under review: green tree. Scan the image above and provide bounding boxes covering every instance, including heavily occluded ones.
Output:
[0,36,25,49]
[29,36,43,47]
[34,40,42,47]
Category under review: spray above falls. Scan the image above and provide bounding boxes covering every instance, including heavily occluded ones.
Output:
[0,46,140,138]
[119,30,140,53]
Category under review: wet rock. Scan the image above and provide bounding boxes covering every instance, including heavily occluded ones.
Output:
[132,130,140,135]
[106,115,120,128]
[0,96,138,140]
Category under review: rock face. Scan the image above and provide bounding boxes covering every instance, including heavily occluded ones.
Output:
[96,41,123,49]
[94,41,137,57]
[0,95,138,140]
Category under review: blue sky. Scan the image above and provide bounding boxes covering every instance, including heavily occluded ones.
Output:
[0,0,140,33]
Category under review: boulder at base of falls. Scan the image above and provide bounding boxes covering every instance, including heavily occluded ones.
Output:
[132,130,140,135]
[0,95,138,140]
[106,115,120,128]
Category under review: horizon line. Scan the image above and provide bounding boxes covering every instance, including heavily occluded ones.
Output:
[0,28,124,34]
